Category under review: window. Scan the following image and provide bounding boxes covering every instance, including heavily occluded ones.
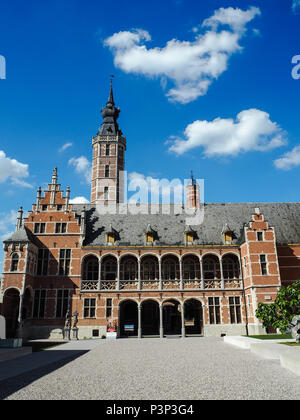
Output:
[260,254,267,275]
[229,297,241,324]
[42,205,47,211]
[224,232,232,243]
[208,297,220,324]
[55,223,67,233]
[83,256,99,280]
[105,165,110,178]
[257,232,263,241]
[106,233,115,244]
[33,289,46,318]
[185,232,194,244]
[106,298,112,318]
[105,144,110,156]
[84,298,96,318]
[102,258,117,280]
[162,258,178,280]
[104,187,109,200]
[37,249,49,276]
[57,204,63,211]
[10,253,19,272]
[56,289,69,318]
[59,249,71,275]
[222,256,240,279]
[34,223,46,234]
[146,233,154,244]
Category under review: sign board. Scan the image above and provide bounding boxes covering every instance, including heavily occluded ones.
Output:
[124,324,134,332]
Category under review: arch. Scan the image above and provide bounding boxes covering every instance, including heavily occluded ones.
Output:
[183,298,203,335]
[141,254,159,280]
[82,255,99,281]
[2,288,20,338]
[202,254,221,279]
[141,299,159,336]
[120,255,138,280]
[101,254,118,281]
[182,254,201,280]
[162,299,181,335]
[119,299,138,338]
[161,254,180,280]
[222,253,240,279]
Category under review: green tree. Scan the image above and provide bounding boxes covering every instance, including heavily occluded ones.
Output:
[255,280,300,333]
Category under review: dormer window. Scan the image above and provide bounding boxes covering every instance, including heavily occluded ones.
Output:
[145,224,156,245]
[106,232,115,245]
[106,224,117,245]
[185,226,195,245]
[146,232,154,244]
[222,224,233,244]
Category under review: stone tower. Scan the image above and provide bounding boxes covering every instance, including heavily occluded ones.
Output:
[91,81,126,204]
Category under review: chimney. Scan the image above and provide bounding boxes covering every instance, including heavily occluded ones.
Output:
[186,172,200,209]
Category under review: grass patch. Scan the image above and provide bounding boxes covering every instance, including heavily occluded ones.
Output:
[244,334,292,340]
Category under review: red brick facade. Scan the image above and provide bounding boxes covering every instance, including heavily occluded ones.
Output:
[1,88,300,340]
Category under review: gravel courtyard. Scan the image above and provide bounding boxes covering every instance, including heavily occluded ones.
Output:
[0,337,300,400]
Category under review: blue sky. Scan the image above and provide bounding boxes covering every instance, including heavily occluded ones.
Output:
[0,0,300,256]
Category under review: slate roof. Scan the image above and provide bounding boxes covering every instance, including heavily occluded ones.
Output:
[3,226,36,244]
[71,203,300,247]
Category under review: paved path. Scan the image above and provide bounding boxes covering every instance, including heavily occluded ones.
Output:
[0,337,299,400]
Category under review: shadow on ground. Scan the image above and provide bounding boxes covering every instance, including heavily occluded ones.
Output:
[0,350,88,400]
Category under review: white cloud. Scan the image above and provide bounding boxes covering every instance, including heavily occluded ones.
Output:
[274,145,300,170]
[0,210,17,241]
[69,196,89,204]
[0,150,32,188]
[292,0,300,13]
[59,142,73,152]
[68,156,92,184]
[128,172,184,203]
[104,6,261,104]
[168,108,286,157]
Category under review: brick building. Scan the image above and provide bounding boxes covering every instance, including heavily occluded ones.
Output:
[1,83,300,340]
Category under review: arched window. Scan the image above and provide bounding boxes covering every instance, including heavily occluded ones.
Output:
[83,256,99,281]
[222,255,240,279]
[120,257,137,280]
[141,256,159,280]
[183,256,200,280]
[10,253,19,272]
[162,256,179,280]
[102,257,117,281]
[202,256,220,279]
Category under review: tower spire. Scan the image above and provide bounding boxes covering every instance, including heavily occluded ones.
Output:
[107,75,115,105]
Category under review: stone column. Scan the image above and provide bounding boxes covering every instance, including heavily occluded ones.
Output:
[98,258,102,290]
[160,304,163,338]
[138,304,142,339]
[200,257,205,289]
[138,258,141,291]
[159,257,162,290]
[179,258,183,290]
[117,258,120,291]
[181,302,185,338]
[220,256,225,289]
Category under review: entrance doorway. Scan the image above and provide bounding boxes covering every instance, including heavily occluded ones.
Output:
[119,300,138,337]
[184,299,203,335]
[141,300,159,336]
[2,288,20,338]
[163,299,181,335]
